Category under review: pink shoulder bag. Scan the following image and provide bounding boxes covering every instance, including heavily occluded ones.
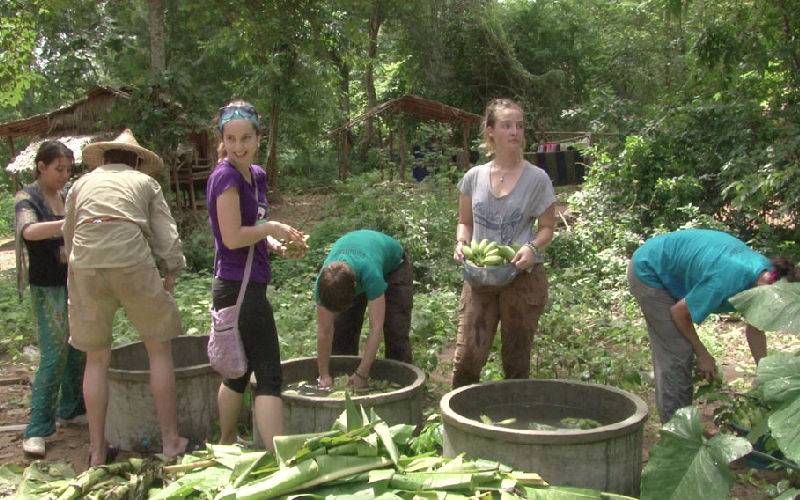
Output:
[207,176,259,379]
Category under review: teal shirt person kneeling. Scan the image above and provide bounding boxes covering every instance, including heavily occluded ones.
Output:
[315,230,413,391]
[628,228,798,422]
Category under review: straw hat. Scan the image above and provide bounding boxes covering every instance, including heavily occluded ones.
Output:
[82,129,164,176]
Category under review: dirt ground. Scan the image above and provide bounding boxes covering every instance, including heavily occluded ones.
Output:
[0,194,795,497]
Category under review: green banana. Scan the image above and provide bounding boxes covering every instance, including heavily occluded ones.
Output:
[497,245,516,261]
[483,255,504,266]
[462,244,474,259]
[484,241,498,253]
[478,239,488,252]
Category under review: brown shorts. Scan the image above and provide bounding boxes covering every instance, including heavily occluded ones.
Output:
[67,265,181,352]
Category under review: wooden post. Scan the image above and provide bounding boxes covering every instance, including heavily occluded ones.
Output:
[461,122,470,170]
[398,121,406,181]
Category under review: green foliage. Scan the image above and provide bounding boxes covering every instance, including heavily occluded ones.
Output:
[0,191,14,237]
[641,407,752,500]
[729,282,800,334]
[0,1,41,107]
[180,221,215,274]
[757,351,800,463]
[0,272,35,356]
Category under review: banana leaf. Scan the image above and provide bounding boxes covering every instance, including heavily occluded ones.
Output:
[374,421,400,465]
[295,455,393,492]
[729,281,800,333]
[388,472,477,491]
[275,431,339,466]
[149,465,230,499]
[640,407,751,500]
[0,464,24,497]
[236,457,320,499]
[231,451,278,487]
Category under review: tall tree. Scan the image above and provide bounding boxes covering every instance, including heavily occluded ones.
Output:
[362,0,384,150]
[148,0,166,80]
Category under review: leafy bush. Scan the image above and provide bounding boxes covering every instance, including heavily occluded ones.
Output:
[0,271,35,356]
[0,191,13,237]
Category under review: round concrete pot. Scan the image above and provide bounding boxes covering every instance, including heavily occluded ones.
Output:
[252,356,425,447]
[106,335,220,452]
[441,379,649,496]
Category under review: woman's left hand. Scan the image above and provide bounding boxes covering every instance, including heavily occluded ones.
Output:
[511,245,536,270]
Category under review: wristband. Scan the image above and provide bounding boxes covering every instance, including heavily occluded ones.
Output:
[524,242,539,254]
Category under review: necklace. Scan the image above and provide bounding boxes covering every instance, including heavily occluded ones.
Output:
[493,160,517,185]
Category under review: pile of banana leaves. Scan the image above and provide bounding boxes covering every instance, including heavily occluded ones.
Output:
[2,395,635,499]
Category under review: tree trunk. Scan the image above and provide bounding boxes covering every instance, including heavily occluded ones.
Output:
[265,100,280,192]
[363,1,383,151]
[329,48,351,180]
[148,0,166,80]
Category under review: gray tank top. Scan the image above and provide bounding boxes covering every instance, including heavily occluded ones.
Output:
[458,161,555,261]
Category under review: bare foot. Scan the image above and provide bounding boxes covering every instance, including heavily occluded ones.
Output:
[162,436,189,458]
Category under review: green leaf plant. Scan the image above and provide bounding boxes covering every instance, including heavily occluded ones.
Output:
[641,406,752,500]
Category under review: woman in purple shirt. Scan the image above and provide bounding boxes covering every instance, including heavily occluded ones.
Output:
[206,100,306,450]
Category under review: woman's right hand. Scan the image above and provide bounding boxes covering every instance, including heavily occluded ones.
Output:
[454,241,465,262]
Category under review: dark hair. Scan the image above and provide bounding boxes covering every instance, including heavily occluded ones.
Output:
[216,99,260,160]
[771,257,800,282]
[479,98,525,157]
[318,262,356,313]
[34,140,74,179]
[104,149,140,168]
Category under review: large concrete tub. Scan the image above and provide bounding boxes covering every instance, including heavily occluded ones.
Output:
[441,379,648,496]
[253,356,425,447]
[107,335,220,452]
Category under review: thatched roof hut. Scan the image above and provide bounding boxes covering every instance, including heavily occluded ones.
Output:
[327,95,482,179]
[2,86,128,177]
[6,135,105,174]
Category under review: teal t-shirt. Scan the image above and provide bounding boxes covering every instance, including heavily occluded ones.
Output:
[316,230,404,302]
[632,229,771,324]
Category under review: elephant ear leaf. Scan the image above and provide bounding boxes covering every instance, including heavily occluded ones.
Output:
[757,351,800,462]
[729,281,800,333]
[640,407,751,500]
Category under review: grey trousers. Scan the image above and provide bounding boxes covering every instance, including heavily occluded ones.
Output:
[627,263,693,423]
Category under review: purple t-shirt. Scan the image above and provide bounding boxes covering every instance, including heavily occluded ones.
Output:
[206,159,271,284]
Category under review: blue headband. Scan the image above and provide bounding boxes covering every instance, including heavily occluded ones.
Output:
[218,105,260,133]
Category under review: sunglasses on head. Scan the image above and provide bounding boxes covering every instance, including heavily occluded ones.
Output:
[218,105,260,132]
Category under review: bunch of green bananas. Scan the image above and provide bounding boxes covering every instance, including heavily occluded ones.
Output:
[462,239,518,267]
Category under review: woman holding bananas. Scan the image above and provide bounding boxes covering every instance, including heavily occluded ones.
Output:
[452,98,556,388]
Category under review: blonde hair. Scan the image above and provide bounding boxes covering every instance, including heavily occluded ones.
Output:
[216,99,260,160]
[479,98,525,157]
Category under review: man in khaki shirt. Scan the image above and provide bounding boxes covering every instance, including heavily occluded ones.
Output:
[63,129,188,466]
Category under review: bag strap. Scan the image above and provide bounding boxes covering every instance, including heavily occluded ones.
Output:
[230,168,260,313]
